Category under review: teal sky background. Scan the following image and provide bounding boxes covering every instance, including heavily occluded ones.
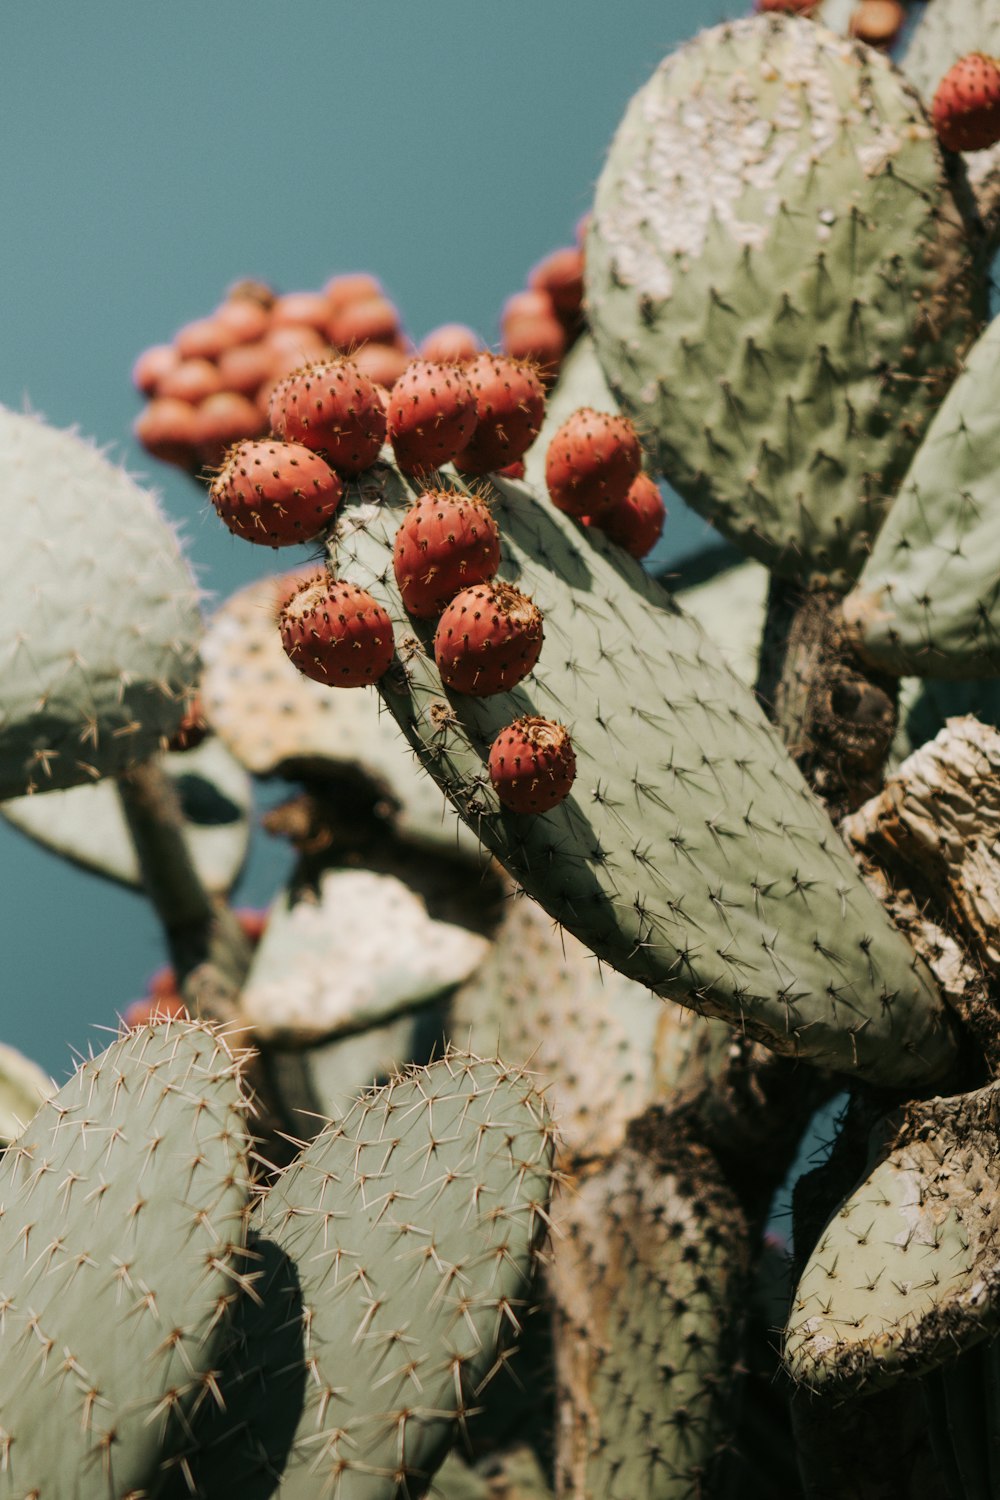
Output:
[1,3,734,1078]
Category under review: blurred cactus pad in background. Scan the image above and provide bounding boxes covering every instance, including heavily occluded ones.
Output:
[6,1,1000,1495]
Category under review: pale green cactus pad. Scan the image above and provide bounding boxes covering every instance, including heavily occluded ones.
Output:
[585,15,982,588]
[240,866,490,1043]
[0,408,202,797]
[672,552,769,688]
[200,567,482,861]
[550,1142,748,1499]
[431,1447,552,1498]
[843,314,1000,678]
[0,735,251,893]
[331,457,955,1088]
[0,1020,252,1498]
[0,1041,53,1146]
[163,1053,557,1498]
[785,1080,1000,1393]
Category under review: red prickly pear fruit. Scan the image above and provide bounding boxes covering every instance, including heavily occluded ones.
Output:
[175,316,238,362]
[123,993,189,1028]
[225,278,276,309]
[217,340,278,397]
[418,324,484,363]
[323,272,383,310]
[528,246,586,321]
[434,580,543,696]
[326,295,403,350]
[393,490,501,618]
[501,314,567,378]
[501,290,555,328]
[209,439,343,547]
[847,0,903,45]
[583,472,666,559]
[235,907,268,945]
[453,355,546,475]
[265,324,330,363]
[193,391,266,467]
[167,693,210,753]
[932,54,1000,152]
[268,357,387,475]
[133,397,200,469]
[352,342,411,391]
[279,577,396,687]
[132,343,180,395]
[387,360,478,473]
[157,357,224,405]
[545,407,642,518]
[215,296,271,344]
[272,291,336,332]
[497,460,526,480]
[488,716,576,814]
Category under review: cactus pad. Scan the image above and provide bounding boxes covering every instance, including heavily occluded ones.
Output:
[785,1080,1000,1392]
[586,16,982,587]
[0,409,202,797]
[0,1041,53,1147]
[0,1020,252,1497]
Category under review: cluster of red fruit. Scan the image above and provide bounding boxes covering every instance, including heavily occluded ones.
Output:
[131,232,586,476]
[932,54,1000,152]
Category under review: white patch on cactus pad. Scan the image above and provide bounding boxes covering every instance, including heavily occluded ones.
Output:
[240,868,490,1042]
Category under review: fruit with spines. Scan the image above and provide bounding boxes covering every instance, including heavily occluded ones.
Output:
[434,579,545,696]
[393,488,501,617]
[209,438,343,546]
[387,358,478,471]
[584,470,666,558]
[488,715,576,813]
[545,406,642,517]
[279,575,396,687]
[932,53,1000,151]
[267,355,387,474]
[192,390,264,466]
[454,353,547,475]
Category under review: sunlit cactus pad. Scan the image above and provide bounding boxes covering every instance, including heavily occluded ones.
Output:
[164,1052,557,1497]
[0,408,202,798]
[844,314,1000,678]
[333,458,953,1087]
[586,15,982,588]
[0,1020,252,1498]
[785,1080,1000,1393]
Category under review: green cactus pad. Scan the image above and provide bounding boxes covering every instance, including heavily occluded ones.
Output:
[0,408,202,798]
[240,866,489,1043]
[550,1141,747,1499]
[200,568,482,862]
[0,735,251,893]
[330,457,954,1088]
[0,1020,252,1498]
[163,1053,556,1498]
[0,1041,53,1147]
[843,313,1000,678]
[672,552,769,688]
[586,16,982,588]
[785,1080,1000,1393]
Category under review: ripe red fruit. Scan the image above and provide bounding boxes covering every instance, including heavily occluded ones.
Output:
[419,324,484,363]
[545,408,642,518]
[501,313,567,377]
[387,360,478,472]
[847,0,903,45]
[175,316,237,362]
[279,577,395,687]
[352,342,411,390]
[497,460,526,481]
[932,54,1000,152]
[215,296,271,344]
[217,340,278,397]
[272,291,336,332]
[133,397,200,469]
[268,357,387,475]
[528,246,585,321]
[453,355,546,475]
[209,440,343,546]
[323,272,383,310]
[434,581,543,696]
[157,357,223,405]
[193,391,265,466]
[132,343,180,395]
[488,717,576,814]
[393,490,501,617]
[584,472,666,559]
[326,295,402,350]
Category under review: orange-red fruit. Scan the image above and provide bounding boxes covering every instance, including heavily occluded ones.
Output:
[272,291,336,332]
[235,907,268,945]
[393,490,501,617]
[217,340,278,396]
[497,460,526,481]
[932,54,1000,151]
[324,272,383,310]
[453,355,546,475]
[352,342,412,390]
[419,324,484,363]
[848,0,904,45]
[193,391,265,467]
[132,343,180,394]
[133,397,200,468]
[585,472,666,559]
[501,314,567,375]
[327,295,402,350]
[387,360,478,472]
[488,716,576,814]
[545,408,642,518]
[175,316,237,361]
[279,578,395,688]
[268,357,387,475]
[529,246,586,320]
[215,296,271,344]
[209,440,343,547]
[157,357,223,405]
[434,581,543,696]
